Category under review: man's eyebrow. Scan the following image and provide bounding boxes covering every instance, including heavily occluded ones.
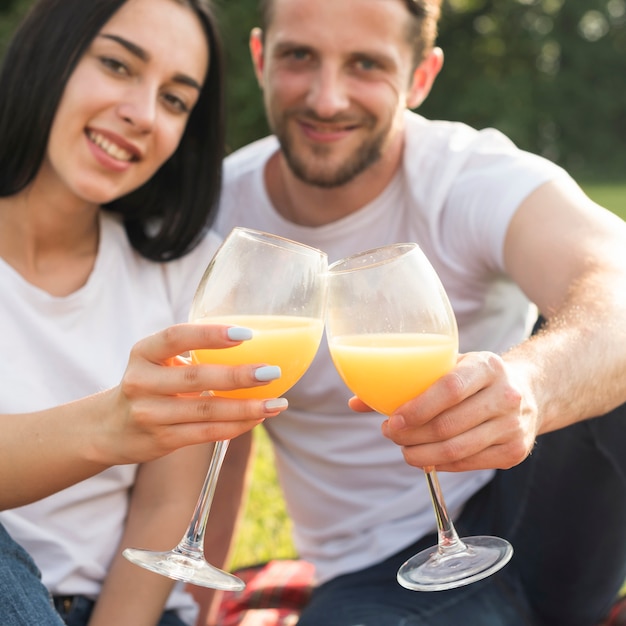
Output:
[99,33,203,91]
[273,40,314,55]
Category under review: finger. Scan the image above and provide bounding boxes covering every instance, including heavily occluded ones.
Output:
[188,394,289,424]
[390,351,504,427]
[128,394,288,439]
[124,356,284,399]
[134,323,253,365]
[428,440,534,472]
[162,418,265,449]
[383,390,494,445]
[398,416,531,471]
[348,397,374,413]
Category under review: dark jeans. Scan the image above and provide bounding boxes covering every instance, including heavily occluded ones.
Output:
[52,595,188,626]
[298,404,626,626]
[0,523,65,626]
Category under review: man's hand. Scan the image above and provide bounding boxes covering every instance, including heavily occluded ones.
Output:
[376,351,538,472]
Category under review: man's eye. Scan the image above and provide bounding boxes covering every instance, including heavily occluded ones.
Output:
[356,58,377,71]
[284,49,310,62]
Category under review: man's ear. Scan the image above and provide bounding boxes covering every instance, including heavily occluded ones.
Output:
[407,47,444,110]
[249,27,265,87]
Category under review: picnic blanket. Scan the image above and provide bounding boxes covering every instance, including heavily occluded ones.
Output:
[214,560,314,626]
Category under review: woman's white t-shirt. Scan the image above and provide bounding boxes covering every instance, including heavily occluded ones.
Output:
[0,212,221,623]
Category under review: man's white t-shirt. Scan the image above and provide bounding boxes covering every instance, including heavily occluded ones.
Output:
[0,213,221,623]
[214,111,570,584]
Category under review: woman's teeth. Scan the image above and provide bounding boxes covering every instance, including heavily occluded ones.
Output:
[88,131,134,162]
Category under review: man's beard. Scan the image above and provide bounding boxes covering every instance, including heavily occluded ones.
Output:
[272,113,387,188]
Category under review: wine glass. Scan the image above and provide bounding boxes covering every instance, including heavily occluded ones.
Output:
[123,227,328,589]
[325,242,513,592]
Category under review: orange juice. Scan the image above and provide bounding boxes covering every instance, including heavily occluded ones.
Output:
[191,315,324,399]
[329,332,457,415]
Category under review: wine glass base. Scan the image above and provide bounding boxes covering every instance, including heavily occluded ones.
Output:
[397,535,513,592]
[123,547,245,591]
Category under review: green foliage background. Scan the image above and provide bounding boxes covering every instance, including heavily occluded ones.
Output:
[2,0,626,179]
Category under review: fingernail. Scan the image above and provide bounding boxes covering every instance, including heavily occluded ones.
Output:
[389,413,406,429]
[264,398,288,411]
[254,365,281,382]
[227,326,253,341]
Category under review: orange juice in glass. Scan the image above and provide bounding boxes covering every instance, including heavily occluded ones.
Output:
[192,314,324,399]
[328,332,457,416]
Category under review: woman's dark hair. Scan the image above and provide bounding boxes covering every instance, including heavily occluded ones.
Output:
[0,0,225,262]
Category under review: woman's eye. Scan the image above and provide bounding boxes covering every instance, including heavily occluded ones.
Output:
[100,56,130,76]
[162,92,190,114]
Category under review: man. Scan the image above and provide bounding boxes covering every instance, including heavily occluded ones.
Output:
[214,0,626,623]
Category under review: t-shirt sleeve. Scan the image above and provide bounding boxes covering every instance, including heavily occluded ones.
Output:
[407,119,572,277]
[442,134,571,274]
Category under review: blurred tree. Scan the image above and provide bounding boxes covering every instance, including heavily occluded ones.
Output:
[421,0,626,177]
[0,0,30,55]
[0,0,20,12]
[215,0,269,154]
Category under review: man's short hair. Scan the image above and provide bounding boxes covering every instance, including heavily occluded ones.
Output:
[258,0,442,67]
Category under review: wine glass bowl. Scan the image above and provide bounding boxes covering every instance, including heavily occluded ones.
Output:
[326,243,458,417]
[325,242,513,592]
[123,228,327,589]
[189,228,327,400]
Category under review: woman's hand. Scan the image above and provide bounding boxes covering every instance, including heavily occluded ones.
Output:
[1,322,287,508]
[94,322,287,465]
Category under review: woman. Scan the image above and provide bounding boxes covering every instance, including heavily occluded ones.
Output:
[0,0,287,624]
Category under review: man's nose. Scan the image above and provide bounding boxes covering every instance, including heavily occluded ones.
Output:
[305,65,350,118]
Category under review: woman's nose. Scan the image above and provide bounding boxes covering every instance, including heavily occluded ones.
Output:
[116,87,157,132]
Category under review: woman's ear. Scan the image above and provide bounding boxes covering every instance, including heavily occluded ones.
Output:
[249,27,265,87]
[407,47,444,110]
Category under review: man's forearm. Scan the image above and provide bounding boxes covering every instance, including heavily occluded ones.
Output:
[506,275,626,435]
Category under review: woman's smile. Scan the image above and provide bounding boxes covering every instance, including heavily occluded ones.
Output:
[86,128,140,164]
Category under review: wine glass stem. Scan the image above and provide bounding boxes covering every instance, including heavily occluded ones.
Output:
[424,465,466,555]
[175,439,230,558]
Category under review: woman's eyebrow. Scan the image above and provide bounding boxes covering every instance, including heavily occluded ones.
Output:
[98,33,202,90]
[101,33,148,61]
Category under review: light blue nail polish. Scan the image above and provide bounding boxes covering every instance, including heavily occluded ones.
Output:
[227,326,253,341]
[265,398,288,411]
[254,365,281,382]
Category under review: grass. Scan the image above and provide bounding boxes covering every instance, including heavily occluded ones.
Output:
[228,181,626,572]
[229,427,297,570]
[580,182,626,220]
